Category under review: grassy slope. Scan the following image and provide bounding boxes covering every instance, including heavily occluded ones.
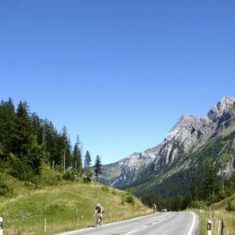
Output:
[0,168,150,235]
[193,194,235,235]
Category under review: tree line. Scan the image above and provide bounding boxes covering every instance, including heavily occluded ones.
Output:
[142,161,235,211]
[0,98,102,182]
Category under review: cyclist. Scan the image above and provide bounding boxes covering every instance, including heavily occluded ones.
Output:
[95,203,104,227]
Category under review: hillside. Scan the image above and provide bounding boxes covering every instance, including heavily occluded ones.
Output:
[0,169,150,235]
[194,193,235,235]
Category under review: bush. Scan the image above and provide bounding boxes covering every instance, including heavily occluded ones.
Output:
[9,154,34,181]
[40,165,63,185]
[191,200,207,209]
[63,170,75,181]
[126,194,135,205]
[83,176,91,183]
[0,174,14,196]
[226,199,235,211]
[83,169,93,183]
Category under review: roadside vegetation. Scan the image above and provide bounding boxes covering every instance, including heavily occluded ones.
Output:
[193,193,235,235]
[0,168,150,235]
[142,168,235,212]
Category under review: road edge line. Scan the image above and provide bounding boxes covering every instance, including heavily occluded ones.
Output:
[187,212,197,235]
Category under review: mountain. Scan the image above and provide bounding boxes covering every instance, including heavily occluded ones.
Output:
[100,97,235,198]
[100,151,156,188]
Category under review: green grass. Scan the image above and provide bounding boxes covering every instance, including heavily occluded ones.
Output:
[193,194,235,235]
[192,209,207,235]
[0,179,150,235]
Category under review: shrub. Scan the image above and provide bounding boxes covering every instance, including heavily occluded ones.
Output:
[226,199,235,211]
[0,173,14,196]
[8,154,34,181]
[63,170,75,181]
[191,200,207,209]
[126,194,135,205]
[83,169,93,183]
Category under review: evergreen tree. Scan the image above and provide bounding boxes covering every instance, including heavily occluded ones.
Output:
[94,155,102,182]
[0,98,16,160]
[43,120,58,168]
[62,126,73,169]
[12,101,34,160]
[84,150,91,169]
[73,136,82,175]
[31,112,43,145]
[201,161,220,201]
[54,134,65,169]
[9,101,42,179]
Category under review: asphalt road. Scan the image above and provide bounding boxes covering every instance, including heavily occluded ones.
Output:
[59,211,199,235]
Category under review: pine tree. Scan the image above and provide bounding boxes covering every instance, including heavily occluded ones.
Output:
[11,101,42,179]
[43,120,58,168]
[31,112,43,145]
[0,98,16,160]
[12,101,34,160]
[84,150,91,169]
[94,155,102,182]
[61,126,73,170]
[201,161,220,201]
[73,136,82,175]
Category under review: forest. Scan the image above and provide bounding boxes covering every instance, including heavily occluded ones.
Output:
[0,98,85,182]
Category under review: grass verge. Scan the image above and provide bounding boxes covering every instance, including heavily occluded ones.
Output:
[0,181,150,235]
[192,194,235,235]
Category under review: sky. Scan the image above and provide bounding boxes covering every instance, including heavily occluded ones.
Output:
[0,0,235,164]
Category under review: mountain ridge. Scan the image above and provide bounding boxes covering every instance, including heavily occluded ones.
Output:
[100,96,235,196]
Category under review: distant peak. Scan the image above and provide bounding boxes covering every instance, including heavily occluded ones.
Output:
[219,96,235,107]
[166,114,200,139]
[179,115,197,122]
[174,115,199,127]
[208,96,235,120]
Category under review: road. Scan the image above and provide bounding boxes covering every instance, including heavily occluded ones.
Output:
[58,211,199,235]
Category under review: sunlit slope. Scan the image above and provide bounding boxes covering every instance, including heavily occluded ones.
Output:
[194,194,235,235]
[0,172,150,235]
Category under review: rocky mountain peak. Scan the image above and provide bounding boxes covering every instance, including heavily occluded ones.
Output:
[167,115,202,140]
[219,96,235,109]
[208,96,235,120]
[120,152,155,168]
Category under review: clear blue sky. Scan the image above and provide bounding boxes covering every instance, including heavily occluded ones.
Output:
[0,0,235,164]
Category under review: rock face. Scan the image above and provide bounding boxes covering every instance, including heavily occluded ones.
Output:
[208,96,235,121]
[101,151,156,188]
[101,97,235,189]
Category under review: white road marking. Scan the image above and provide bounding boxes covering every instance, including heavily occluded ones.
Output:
[125,212,176,235]
[187,212,197,235]
[125,225,148,235]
